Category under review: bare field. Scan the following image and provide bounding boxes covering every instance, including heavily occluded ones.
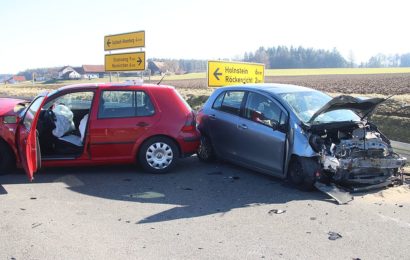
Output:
[162,73,410,95]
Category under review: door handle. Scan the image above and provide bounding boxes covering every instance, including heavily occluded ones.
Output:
[209,114,216,120]
[238,124,248,130]
[136,122,149,127]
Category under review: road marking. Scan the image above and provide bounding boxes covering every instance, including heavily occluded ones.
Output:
[377,213,410,229]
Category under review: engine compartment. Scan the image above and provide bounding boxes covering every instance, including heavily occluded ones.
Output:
[308,121,406,186]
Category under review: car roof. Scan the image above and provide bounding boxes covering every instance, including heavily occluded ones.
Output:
[217,83,316,95]
[57,82,174,92]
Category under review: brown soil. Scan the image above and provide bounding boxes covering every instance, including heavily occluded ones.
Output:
[161,73,410,96]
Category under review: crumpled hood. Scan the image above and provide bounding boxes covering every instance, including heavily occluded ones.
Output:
[308,95,385,123]
[0,97,27,116]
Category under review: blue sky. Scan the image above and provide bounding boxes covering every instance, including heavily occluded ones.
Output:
[1,0,409,74]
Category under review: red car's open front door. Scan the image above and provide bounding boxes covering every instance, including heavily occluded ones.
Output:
[17,96,46,181]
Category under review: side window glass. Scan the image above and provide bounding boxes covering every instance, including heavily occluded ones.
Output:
[23,97,45,130]
[99,90,154,118]
[212,92,224,110]
[46,92,94,110]
[136,91,155,116]
[245,92,281,128]
[99,91,135,118]
[218,91,245,115]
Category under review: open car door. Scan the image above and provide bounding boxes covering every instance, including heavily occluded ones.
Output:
[17,96,47,181]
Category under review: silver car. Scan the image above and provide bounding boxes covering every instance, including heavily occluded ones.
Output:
[196,83,406,191]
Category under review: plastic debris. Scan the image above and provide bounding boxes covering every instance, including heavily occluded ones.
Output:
[268,209,286,215]
[328,231,342,240]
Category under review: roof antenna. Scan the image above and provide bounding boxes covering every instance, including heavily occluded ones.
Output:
[157,74,166,85]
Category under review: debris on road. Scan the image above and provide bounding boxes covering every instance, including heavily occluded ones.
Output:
[32,223,42,228]
[30,197,37,200]
[315,182,353,204]
[268,209,286,215]
[124,191,165,199]
[328,231,342,240]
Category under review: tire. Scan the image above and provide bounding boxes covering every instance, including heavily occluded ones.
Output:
[197,136,215,162]
[287,157,319,191]
[0,140,16,175]
[138,137,179,174]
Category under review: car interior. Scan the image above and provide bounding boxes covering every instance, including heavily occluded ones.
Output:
[37,92,94,158]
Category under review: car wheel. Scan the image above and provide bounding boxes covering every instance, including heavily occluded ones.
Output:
[197,136,215,162]
[138,137,179,174]
[288,157,318,191]
[0,140,16,175]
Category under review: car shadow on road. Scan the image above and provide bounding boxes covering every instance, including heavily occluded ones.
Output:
[0,157,329,223]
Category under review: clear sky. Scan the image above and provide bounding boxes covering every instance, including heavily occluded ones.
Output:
[0,0,409,74]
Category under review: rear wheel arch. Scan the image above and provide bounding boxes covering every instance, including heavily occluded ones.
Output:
[197,134,216,162]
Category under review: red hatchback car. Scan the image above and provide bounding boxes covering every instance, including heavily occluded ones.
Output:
[0,82,200,181]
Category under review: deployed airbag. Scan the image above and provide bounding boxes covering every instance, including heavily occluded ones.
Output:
[52,104,75,138]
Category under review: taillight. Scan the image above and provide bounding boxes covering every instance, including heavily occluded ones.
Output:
[181,111,196,132]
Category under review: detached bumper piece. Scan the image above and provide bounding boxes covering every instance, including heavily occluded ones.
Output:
[314,182,353,205]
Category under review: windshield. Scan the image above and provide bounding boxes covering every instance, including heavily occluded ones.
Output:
[279,91,360,124]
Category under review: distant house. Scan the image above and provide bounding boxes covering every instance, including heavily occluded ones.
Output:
[81,65,105,79]
[148,61,167,75]
[4,75,26,84]
[58,66,81,80]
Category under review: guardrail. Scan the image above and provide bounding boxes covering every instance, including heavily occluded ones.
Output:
[391,141,410,160]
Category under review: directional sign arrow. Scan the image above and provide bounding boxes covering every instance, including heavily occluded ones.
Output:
[213,68,222,80]
[137,57,142,66]
[107,39,111,47]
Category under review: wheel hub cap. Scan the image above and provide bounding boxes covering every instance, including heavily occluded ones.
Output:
[146,142,173,170]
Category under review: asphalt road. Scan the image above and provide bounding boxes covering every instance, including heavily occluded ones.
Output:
[1,157,409,260]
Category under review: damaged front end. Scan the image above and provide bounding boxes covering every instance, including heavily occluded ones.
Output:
[301,95,408,192]
[310,121,406,191]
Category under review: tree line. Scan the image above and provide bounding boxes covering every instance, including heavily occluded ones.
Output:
[244,46,410,69]
[13,47,410,80]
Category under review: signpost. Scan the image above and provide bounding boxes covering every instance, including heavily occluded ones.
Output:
[208,60,265,87]
[105,52,145,71]
[104,31,145,51]
[104,31,146,80]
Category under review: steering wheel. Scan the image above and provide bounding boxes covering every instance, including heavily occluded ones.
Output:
[42,108,56,130]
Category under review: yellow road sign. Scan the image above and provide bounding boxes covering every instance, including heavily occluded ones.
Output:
[105,52,145,71]
[104,31,145,51]
[208,60,265,87]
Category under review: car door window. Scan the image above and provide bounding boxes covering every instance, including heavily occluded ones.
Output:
[23,96,45,130]
[244,92,281,128]
[213,91,245,115]
[99,90,154,118]
[49,92,94,110]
